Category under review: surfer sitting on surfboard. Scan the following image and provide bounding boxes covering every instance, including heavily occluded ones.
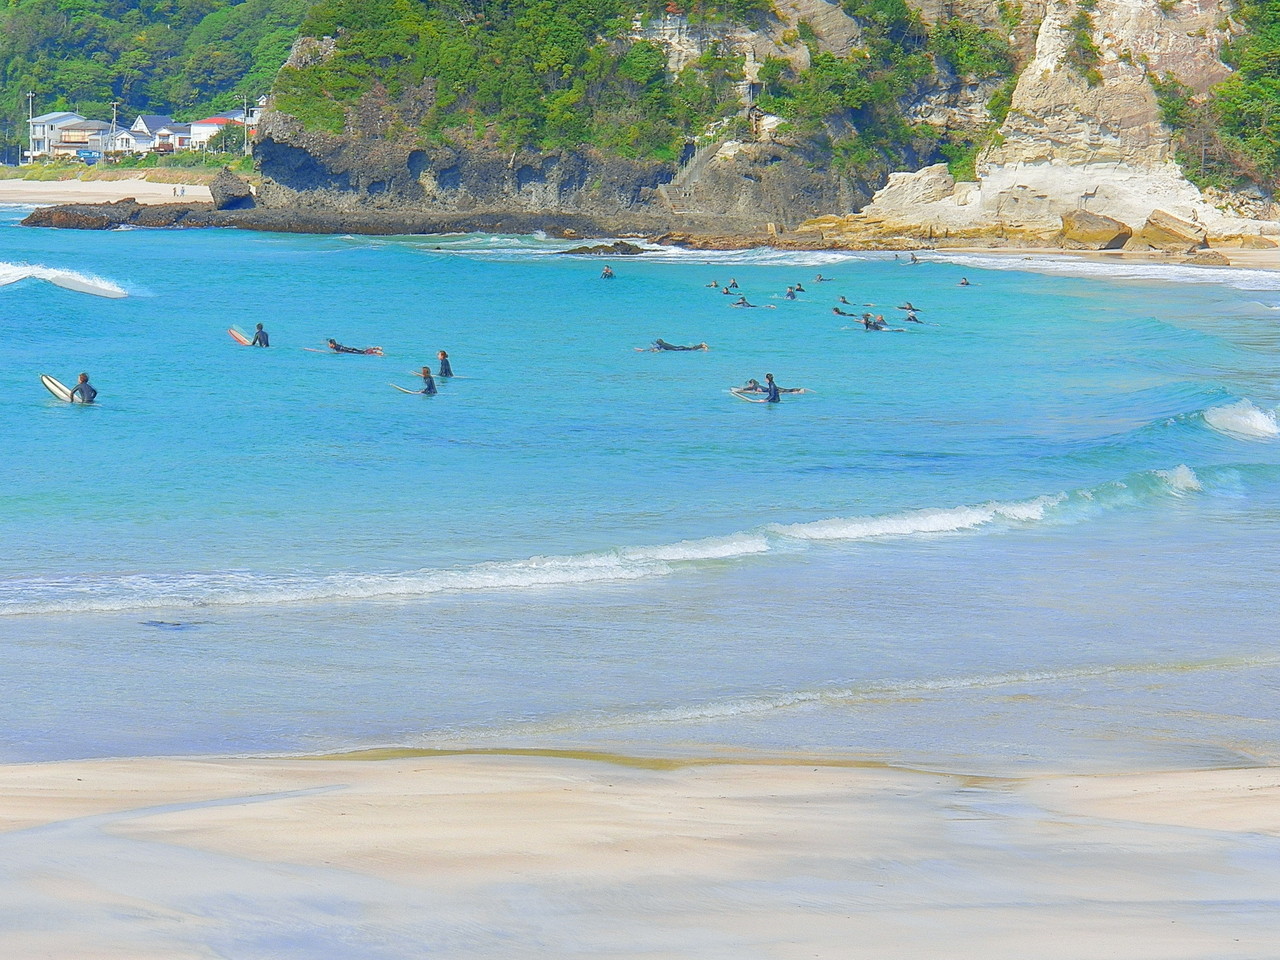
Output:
[436,351,453,377]
[417,367,438,394]
[328,338,383,356]
[251,323,269,347]
[68,372,97,404]
[738,378,807,395]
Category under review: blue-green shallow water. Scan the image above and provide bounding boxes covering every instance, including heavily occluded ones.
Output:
[3,204,1280,773]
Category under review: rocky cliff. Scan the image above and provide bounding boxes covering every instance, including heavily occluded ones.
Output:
[802,0,1280,248]
[161,0,1280,244]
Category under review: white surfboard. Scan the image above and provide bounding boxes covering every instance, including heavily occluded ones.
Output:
[41,374,74,402]
[730,389,770,404]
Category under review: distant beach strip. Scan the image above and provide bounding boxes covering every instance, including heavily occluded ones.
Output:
[0,177,211,206]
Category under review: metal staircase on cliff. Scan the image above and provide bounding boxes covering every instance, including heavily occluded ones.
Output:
[657,139,722,214]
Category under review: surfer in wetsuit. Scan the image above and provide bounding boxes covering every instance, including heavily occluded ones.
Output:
[250,323,269,347]
[328,338,382,355]
[601,265,615,279]
[833,307,858,317]
[436,350,453,377]
[68,372,97,404]
[417,366,438,395]
[763,373,781,403]
[652,339,708,351]
[785,286,797,300]
[739,377,806,394]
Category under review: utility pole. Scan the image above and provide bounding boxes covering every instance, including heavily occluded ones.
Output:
[242,94,251,156]
[110,100,118,160]
[26,91,34,165]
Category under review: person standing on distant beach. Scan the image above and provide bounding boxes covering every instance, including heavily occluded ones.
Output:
[250,323,269,347]
[436,350,453,377]
[68,372,97,404]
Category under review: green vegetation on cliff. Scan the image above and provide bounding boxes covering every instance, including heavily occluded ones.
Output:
[1145,0,1280,192]
[273,0,744,160]
[0,0,310,136]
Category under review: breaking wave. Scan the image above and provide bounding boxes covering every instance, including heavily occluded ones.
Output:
[1203,399,1279,440]
[0,466,1206,616]
[0,261,127,298]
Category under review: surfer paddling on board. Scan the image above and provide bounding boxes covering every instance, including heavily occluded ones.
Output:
[68,372,97,404]
[250,323,269,347]
[436,351,453,377]
[327,339,383,356]
[646,339,708,351]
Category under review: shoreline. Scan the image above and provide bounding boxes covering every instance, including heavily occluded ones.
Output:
[12,186,1280,272]
[0,177,212,206]
[2,749,1278,957]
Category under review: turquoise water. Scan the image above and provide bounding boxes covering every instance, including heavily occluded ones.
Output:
[3,206,1280,772]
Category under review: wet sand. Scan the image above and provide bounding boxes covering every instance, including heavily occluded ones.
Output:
[2,752,1278,959]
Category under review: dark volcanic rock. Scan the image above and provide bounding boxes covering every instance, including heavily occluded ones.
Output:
[558,240,646,256]
[23,199,217,229]
[209,169,255,210]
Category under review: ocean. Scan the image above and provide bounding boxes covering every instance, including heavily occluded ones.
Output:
[3,207,1279,775]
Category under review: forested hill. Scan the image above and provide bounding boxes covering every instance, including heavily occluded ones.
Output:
[1,0,311,129]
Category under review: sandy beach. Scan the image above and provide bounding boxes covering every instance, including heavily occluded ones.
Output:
[1,752,1278,959]
[0,177,212,206]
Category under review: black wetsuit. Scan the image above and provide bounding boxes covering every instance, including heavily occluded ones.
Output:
[251,328,269,347]
[69,381,97,403]
[330,343,363,354]
[421,374,437,395]
[765,380,780,403]
[437,357,453,377]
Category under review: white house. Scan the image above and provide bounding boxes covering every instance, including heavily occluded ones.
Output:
[109,127,156,155]
[155,122,193,152]
[189,113,245,149]
[26,112,83,161]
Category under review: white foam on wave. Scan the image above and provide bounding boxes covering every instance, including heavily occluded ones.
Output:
[0,261,127,298]
[1155,464,1203,494]
[770,495,1062,542]
[0,470,1208,616]
[927,251,1280,292]
[1203,399,1279,440]
[0,533,776,616]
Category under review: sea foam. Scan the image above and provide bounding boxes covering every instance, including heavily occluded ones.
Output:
[0,466,1208,616]
[0,261,127,298]
[1203,400,1279,440]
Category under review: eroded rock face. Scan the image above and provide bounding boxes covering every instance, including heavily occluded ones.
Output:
[209,169,255,210]
[987,0,1234,171]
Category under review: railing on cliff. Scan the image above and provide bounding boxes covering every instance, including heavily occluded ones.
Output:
[658,139,723,213]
